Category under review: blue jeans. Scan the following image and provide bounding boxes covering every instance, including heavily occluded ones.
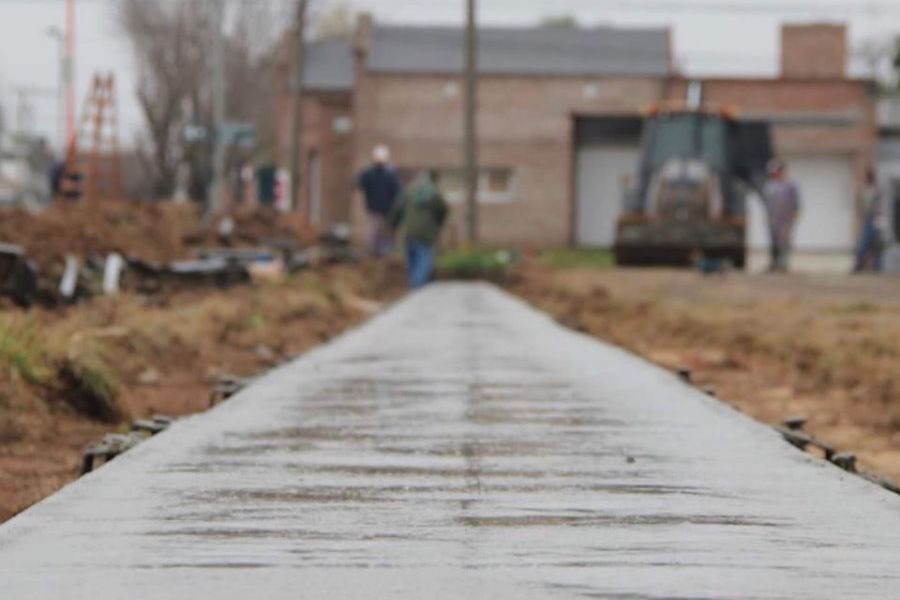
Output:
[405,241,435,289]
[854,218,883,272]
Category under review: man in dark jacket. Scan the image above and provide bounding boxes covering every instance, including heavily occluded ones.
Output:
[357,145,401,257]
[390,170,449,289]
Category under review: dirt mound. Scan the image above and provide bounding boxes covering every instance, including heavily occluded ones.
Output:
[193,206,318,250]
[0,202,318,273]
[0,203,197,268]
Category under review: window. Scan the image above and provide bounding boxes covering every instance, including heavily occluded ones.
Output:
[436,168,515,204]
[397,168,517,204]
[485,169,512,195]
[700,118,727,171]
[649,114,696,168]
[648,113,728,171]
[437,169,465,199]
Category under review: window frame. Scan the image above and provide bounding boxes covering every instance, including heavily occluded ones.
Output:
[435,167,517,204]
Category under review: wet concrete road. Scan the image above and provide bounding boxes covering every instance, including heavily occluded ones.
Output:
[2,283,900,599]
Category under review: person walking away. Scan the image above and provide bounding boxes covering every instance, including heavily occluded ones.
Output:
[357,145,401,257]
[853,169,886,273]
[762,159,801,272]
[390,171,448,289]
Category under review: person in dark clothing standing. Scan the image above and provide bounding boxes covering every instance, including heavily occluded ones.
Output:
[357,145,401,257]
[390,170,449,289]
[854,169,886,273]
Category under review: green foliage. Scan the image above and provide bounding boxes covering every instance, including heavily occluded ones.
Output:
[0,320,51,386]
[436,249,515,280]
[538,248,614,270]
[540,15,578,28]
[247,313,267,330]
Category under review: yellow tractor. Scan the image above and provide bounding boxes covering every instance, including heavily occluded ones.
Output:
[614,104,772,268]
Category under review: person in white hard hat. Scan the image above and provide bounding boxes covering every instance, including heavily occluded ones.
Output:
[356,145,401,257]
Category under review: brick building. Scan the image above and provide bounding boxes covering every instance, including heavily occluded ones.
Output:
[280,20,875,261]
[275,38,354,226]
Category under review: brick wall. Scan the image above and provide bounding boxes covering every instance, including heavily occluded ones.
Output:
[781,24,847,79]
[353,72,666,246]
[274,81,354,227]
[668,77,876,212]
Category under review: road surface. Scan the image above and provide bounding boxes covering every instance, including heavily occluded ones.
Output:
[1,283,899,599]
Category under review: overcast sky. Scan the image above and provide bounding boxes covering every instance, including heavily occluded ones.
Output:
[0,0,898,153]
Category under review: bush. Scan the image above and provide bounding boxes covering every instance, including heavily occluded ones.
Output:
[56,352,122,423]
[538,248,614,269]
[436,249,516,281]
[0,320,51,386]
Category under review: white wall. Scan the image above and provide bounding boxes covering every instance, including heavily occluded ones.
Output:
[575,145,640,247]
[748,154,855,252]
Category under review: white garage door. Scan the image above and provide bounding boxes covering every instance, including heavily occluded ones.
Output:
[748,155,855,251]
[576,145,640,247]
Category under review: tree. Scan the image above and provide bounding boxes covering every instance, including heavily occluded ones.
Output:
[855,34,900,93]
[117,0,286,201]
[312,2,356,41]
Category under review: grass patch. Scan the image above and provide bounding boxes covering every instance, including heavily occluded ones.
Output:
[436,249,515,281]
[56,345,122,423]
[0,320,51,386]
[538,248,614,270]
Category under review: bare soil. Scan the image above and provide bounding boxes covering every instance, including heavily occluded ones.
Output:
[0,262,405,522]
[3,257,899,524]
[0,202,317,273]
[508,264,900,483]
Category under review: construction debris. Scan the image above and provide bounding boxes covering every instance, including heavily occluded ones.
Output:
[774,416,900,497]
[208,374,255,407]
[0,243,37,306]
[0,201,352,305]
[81,415,174,475]
[80,432,144,475]
[131,415,173,436]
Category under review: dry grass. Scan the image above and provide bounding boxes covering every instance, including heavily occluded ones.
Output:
[0,262,406,522]
[508,264,900,482]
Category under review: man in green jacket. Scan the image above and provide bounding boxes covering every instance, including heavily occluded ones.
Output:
[389,171,449,288]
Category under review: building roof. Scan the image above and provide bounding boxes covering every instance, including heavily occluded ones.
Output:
[304,38,354,91]
[367,25,671,77]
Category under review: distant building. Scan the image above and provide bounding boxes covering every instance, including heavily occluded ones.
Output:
[276,20,875,263]
[274,37,354,228]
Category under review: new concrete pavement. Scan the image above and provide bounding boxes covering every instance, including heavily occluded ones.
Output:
[2,283,899,598]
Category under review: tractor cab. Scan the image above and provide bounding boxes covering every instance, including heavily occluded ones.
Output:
[614,104,772,267]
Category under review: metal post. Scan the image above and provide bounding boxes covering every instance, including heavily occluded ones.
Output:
[464,0,479,244]
[64,0,75,150]
[208,0,227,216]
[289,0,308,213]
[46,27,66,152]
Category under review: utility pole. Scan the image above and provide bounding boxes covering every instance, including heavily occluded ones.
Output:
[289,0,308,212]
[208,0,227,216]
[64,0,75,150]
[46,27,65,152]
[464,0,479,244]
